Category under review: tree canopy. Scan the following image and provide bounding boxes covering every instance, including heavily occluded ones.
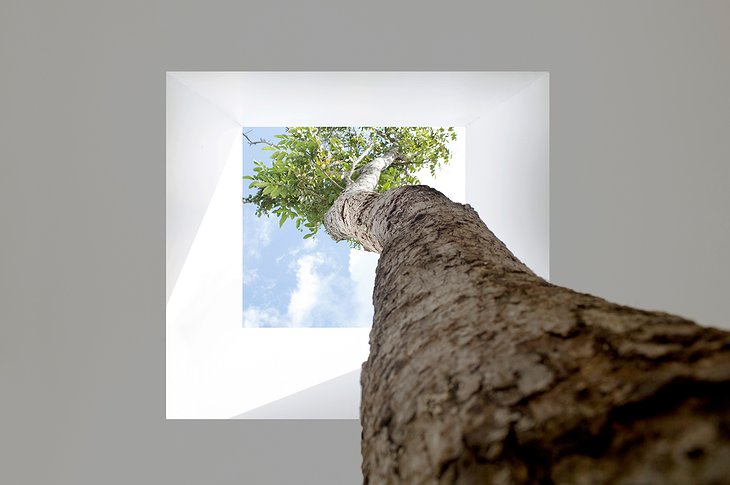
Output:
[242,126,456,241]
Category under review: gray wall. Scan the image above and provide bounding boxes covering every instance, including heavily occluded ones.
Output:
[1,1,728,484]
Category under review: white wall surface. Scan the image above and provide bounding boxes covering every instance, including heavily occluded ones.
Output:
[166,76,241,300]
[233,370,361,419]
[165,109,372,418]
[467,74,550,279]
[170,71,541,126]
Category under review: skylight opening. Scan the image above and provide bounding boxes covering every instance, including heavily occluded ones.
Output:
[242,126,466,328]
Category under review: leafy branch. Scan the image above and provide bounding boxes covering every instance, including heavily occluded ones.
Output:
[345,141,375,187]
[243,127,456,241]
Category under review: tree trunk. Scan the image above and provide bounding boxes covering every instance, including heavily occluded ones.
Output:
[325,184,730,484]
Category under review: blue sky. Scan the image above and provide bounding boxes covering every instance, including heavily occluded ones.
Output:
[242,127,378,328]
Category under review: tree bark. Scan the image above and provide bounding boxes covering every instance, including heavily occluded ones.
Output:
[325,149,401,251]
[325,184,730,484]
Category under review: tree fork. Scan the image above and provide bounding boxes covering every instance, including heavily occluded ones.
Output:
[327,185,730,484]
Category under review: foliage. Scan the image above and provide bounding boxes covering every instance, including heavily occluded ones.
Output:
[242,127,456,239]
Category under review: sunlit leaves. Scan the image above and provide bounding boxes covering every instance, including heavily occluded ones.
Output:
[243,127,455,240]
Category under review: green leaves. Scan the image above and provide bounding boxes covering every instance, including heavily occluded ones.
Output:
[243,126,456,241]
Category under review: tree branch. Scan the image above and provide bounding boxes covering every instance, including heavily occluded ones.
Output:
[311,159,345,191]
[345,141,375,187]
[243,131,275,147]
[345,148,401,193]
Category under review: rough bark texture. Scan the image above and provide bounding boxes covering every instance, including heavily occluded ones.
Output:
[325,149,400,251]
[326,184,730,485]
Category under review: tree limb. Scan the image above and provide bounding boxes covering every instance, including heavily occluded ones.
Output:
[243,131,275,147]
[345,141,375,187]
[311,159,345,191]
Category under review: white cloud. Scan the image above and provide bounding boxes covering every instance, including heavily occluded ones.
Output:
[258,216,273,246]
[243,267,259,285]
[348,249,379,327]
[245,215,274,258]
[285,233,317,260]
[285,233,379,329]
[287,253,325,327]
[243,306,283,328]
[302,236,317,251]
